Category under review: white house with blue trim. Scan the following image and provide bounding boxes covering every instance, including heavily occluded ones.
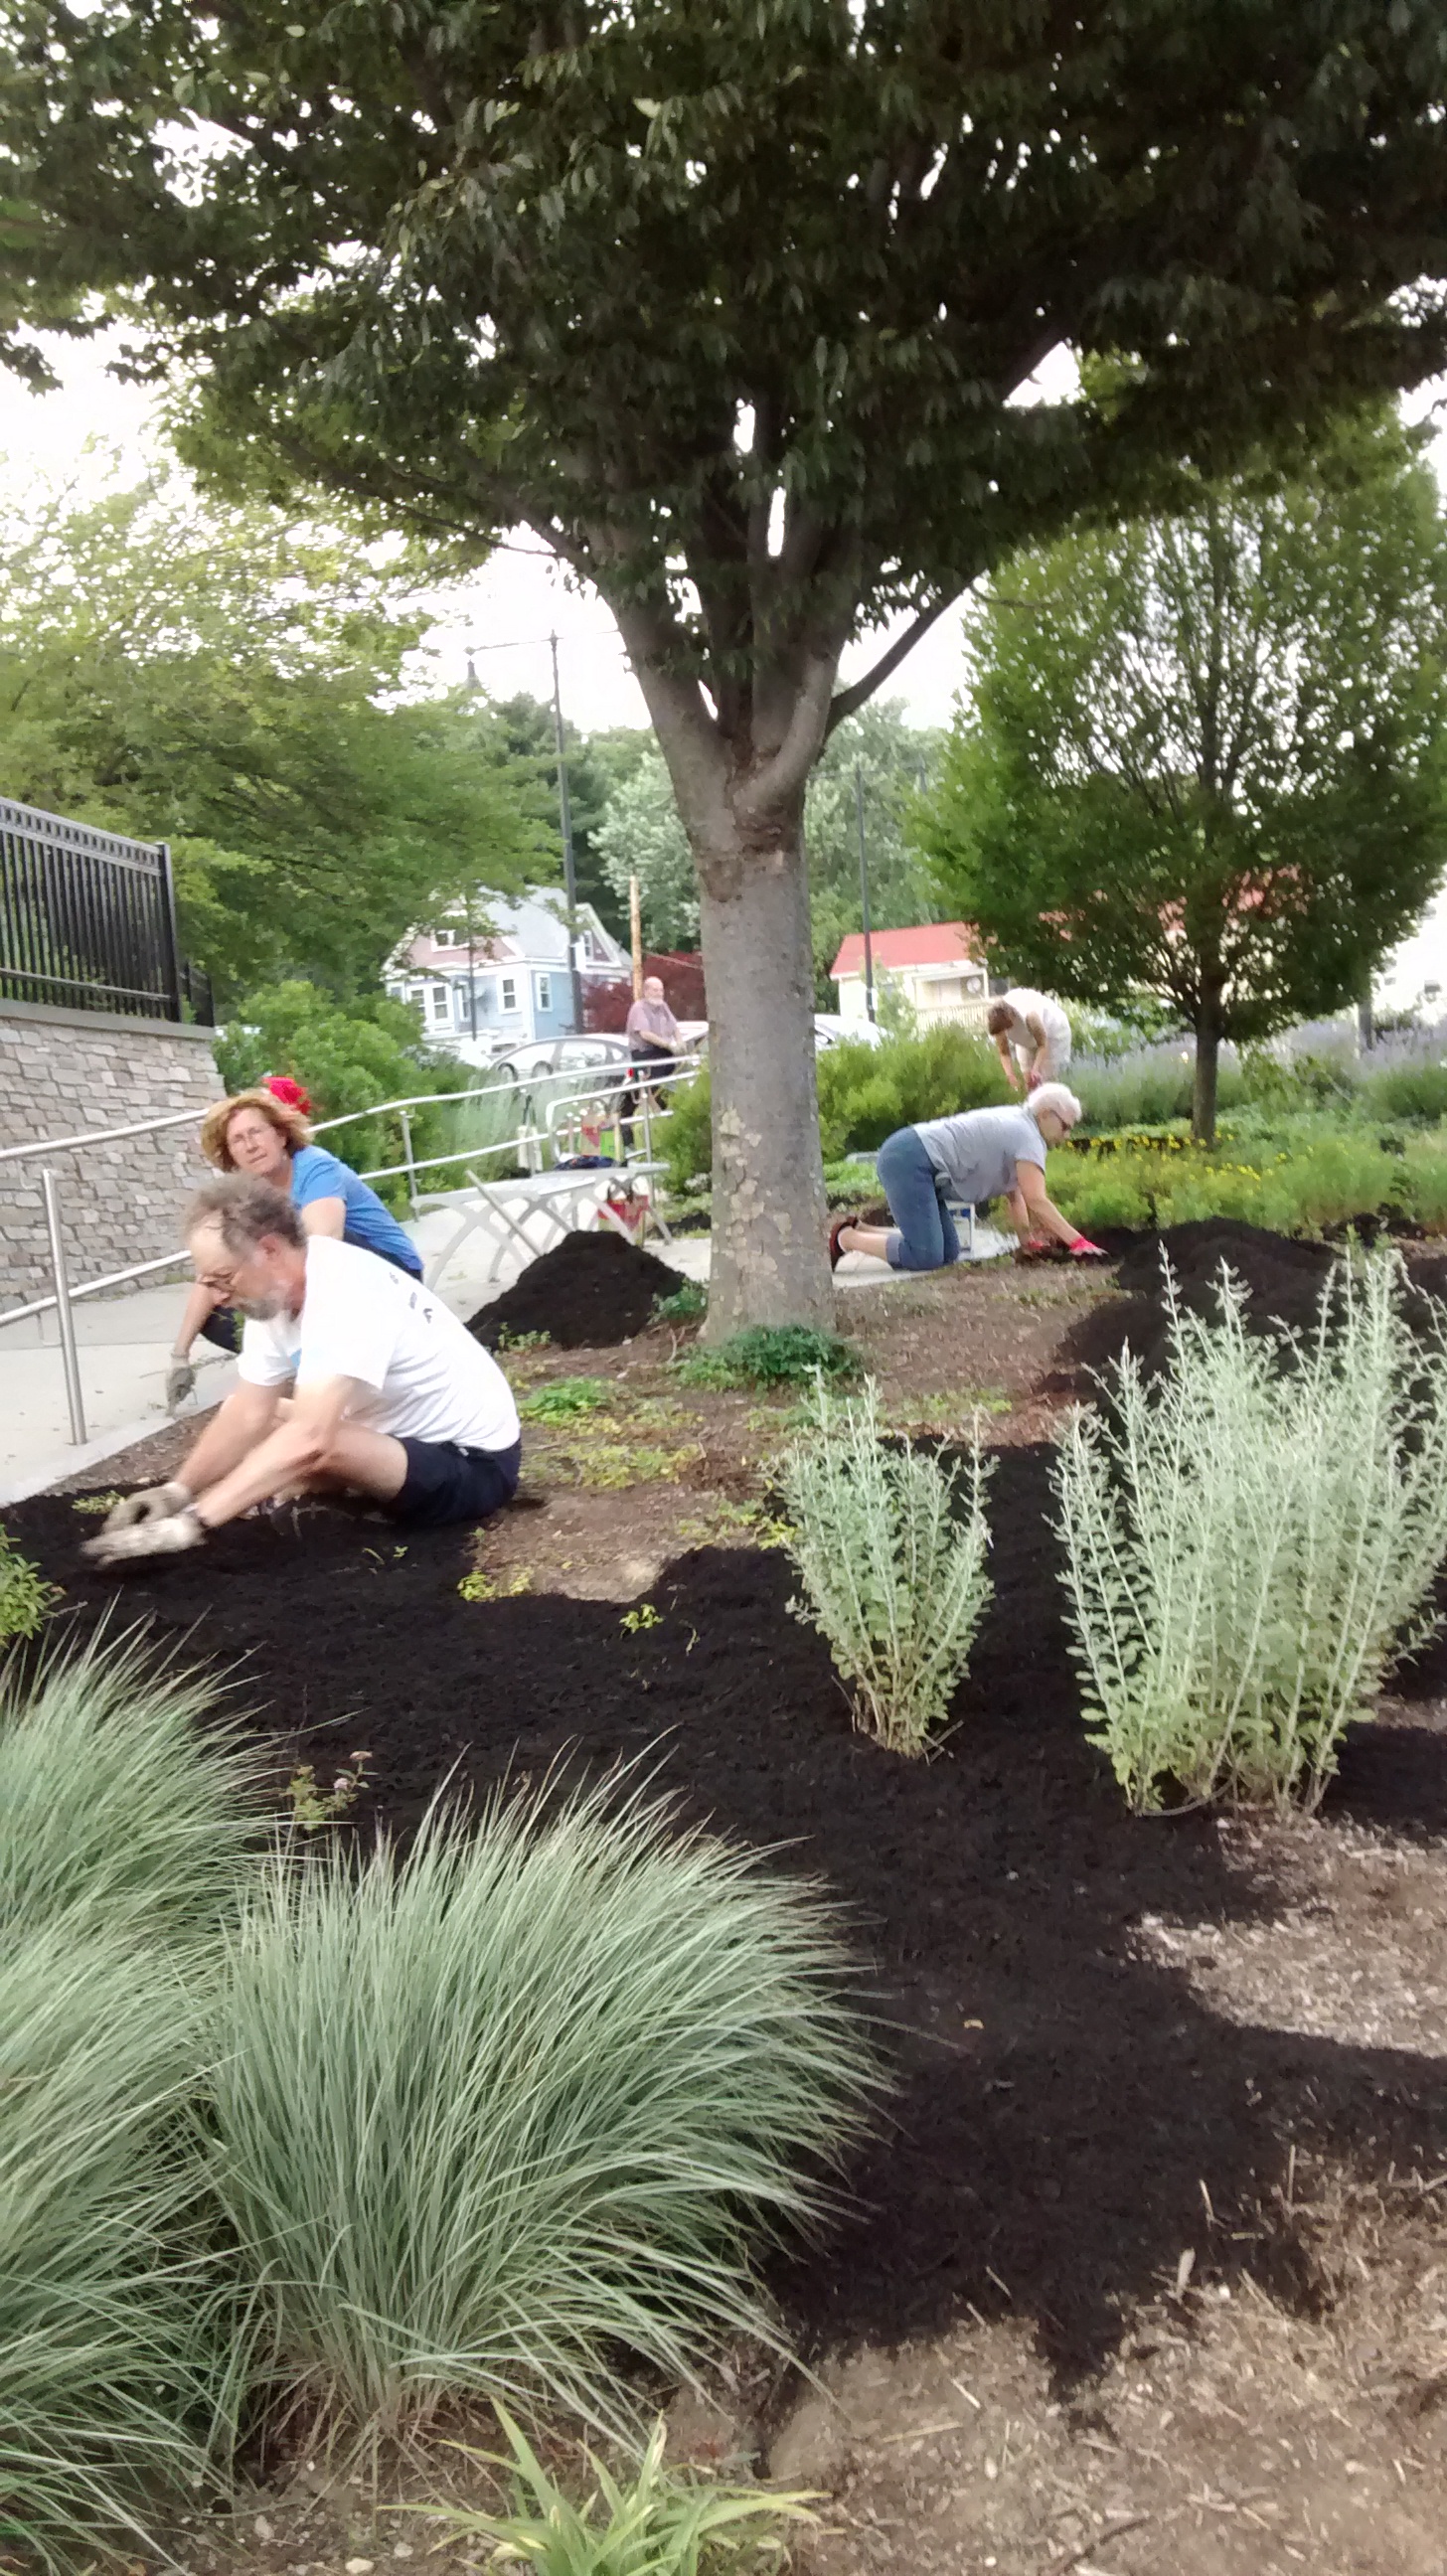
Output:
[386,890,629,1062]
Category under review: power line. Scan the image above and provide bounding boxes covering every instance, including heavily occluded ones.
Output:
[461,623,626,655]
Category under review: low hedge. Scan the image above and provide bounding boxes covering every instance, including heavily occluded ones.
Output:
[1046,1129,1447,1238]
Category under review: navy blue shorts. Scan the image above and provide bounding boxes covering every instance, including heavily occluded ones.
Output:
[388,1437,523,1529]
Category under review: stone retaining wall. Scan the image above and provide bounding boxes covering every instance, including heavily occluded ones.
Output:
[0,1002,222,1308]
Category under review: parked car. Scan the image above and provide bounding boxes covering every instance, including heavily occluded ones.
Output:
[813,1013,886,1050]
[490,1034,634,1090]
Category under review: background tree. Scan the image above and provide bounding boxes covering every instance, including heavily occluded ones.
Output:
[595,752,700,952]
[804,704,944,1008]
[7,4,1447,1325]
[918,418,1447,1141]
[595,699,950,985]
[0,465,554,1006]
[482,695,650,938]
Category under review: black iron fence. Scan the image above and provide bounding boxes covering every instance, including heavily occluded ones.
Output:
[0,796,212,1024]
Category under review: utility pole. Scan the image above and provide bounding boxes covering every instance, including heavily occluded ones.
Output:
[854,763,876,1024]
[550,631,584,1034]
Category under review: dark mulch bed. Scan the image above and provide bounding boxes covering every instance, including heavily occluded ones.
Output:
[1063,1215,1447,1381]
[14,1452,1447,2390]
[468,1229,682,1350]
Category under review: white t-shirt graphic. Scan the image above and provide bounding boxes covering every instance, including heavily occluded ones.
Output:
[238,1236,520,1453]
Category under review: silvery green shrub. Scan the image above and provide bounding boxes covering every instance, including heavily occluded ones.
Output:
[1055,1251,1447,1812]
[782,1379,994,1753]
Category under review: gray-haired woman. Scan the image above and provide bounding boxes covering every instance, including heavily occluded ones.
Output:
[829,1084,1106,1272]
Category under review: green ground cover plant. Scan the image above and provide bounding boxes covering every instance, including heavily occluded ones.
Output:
[519,1376,616,1423]
[208,1785,875,2446]
[654,1281,709,1324]
[677,1327,859,1391]
[1055,1253,1447,1813]
[0,1527,57,1646]
[422,2410,812,2576]
[782,1381,994,1755]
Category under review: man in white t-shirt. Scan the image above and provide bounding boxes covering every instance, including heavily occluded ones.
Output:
[85,1176,522,1563]
[987,989,1073,1091]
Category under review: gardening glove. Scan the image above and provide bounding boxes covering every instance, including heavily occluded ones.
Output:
[83,1508,206,1567]
[102,1478,193,1533]
[1068,1235,1110,1262]
[165,1356,196,1411]
[1015,1235,1053,1262]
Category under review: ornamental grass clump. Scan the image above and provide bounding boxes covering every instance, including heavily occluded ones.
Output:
[781,1380,994,1754]
[209,1783,875,2448]
[1055,1251,1447,1813]
[0,1924,215,2567]
[0,1629,264,1946]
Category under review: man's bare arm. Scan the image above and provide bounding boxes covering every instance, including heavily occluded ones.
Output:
[178,1381,281,1496]
[193,1376,360,1530]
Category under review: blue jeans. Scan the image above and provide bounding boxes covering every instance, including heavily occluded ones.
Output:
[877,1128,961,1272]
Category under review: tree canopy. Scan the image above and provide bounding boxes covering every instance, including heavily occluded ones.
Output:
[0,465,554,1005]
[6,1,1447,1322]
[918,416,1447,1139]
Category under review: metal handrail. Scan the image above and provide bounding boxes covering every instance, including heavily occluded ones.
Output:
[1,1051,697,1442]
[0,1049,690,1164]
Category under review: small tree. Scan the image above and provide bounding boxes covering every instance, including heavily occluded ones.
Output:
[919,418,1447,1140]
[8,7,1447,1316]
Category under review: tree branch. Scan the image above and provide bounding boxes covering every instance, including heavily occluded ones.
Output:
[827,597,954,730]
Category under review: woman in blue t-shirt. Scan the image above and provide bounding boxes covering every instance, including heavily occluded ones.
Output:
[165,1082,423,1408]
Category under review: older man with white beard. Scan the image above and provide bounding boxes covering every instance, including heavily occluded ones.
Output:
[85,1174,521,1564]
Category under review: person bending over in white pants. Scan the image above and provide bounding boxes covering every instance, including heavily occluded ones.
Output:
[988,989,1073,1093]
[84,1175,522,1564]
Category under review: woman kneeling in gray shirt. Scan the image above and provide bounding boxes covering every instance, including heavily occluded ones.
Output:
[829,1085,1106,1272]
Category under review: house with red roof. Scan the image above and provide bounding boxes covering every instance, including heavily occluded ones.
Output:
[829,922,990,1033]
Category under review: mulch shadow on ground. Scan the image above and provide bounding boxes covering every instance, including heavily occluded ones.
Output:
[469,1228,682,1350]
[17,1452,1447,2387]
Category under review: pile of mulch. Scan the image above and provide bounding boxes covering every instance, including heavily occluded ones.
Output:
[13,1458,1447,2387]
[468,1229,682,1350]
[1065,1216,1447,1382]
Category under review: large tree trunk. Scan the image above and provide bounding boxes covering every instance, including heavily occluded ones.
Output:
[1192,1018,1220,1144]
[613,607,841,1340]
[695,816,833,1337]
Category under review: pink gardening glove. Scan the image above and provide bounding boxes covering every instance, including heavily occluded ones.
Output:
[1016,1234,1053,1262]
[1069,1234,1109,1261]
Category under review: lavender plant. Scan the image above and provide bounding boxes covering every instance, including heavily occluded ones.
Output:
[1055,1252,1447,1812]
[781,1379,994,1754]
